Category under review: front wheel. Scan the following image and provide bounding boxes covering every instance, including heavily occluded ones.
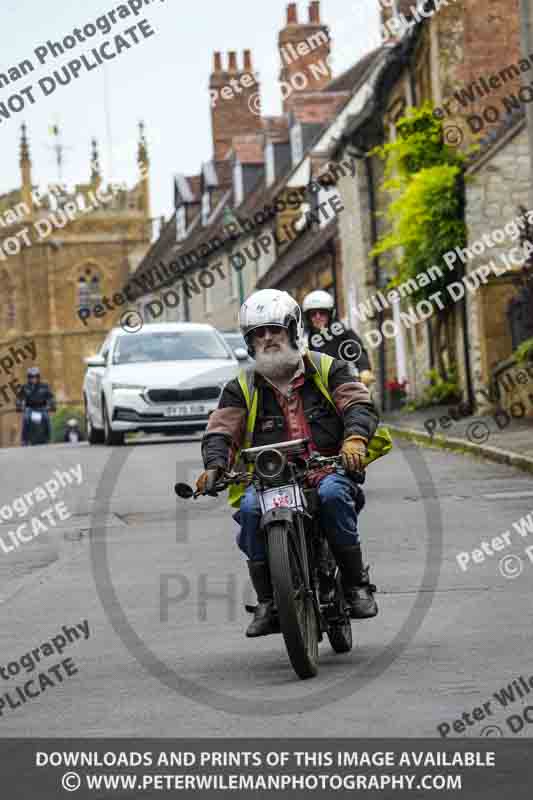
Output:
[103,399,125,447]
[27,413,49,446]
[85,398,104,445]
[268,522,319,680]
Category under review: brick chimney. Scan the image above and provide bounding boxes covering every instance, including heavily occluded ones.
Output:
[309,1,320,23]
[209,50,262,162]
[278,1,332,113]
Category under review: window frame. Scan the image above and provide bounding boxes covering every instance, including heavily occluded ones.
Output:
[176,206,187,241]
[201,192,211,226]
[290,123,303,165]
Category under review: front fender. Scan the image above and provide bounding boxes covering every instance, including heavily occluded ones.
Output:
[260,507,296,531]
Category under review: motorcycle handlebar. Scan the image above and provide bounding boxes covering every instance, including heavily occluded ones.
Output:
[188,456,343,499]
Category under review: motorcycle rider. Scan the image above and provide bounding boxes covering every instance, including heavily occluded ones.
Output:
[196,289,379,638]
[302,290,375,387]
[64,418,84,443]
[15,367,56,446]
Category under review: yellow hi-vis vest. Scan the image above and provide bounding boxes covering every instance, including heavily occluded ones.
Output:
[227,351,393,508]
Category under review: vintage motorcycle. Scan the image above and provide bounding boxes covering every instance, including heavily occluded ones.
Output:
[17,405,52,446]
[175,437,354,680]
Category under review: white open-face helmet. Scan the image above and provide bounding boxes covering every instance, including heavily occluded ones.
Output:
[302,290,335,314]
[239,289,306,357]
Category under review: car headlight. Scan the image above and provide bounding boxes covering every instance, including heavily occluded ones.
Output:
[111,384,146,393]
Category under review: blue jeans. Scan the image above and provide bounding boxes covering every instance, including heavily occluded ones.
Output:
[234,472,365,562]
[21,408,50,444]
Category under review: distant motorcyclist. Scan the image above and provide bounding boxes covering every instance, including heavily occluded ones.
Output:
[64,418,84,443]
[15,367,56,446]
[196,289,379,637]
[302,290,375,387]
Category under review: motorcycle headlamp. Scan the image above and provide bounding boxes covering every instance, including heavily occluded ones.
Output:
[255,448,286,480]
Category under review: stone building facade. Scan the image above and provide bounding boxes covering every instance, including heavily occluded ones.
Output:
[0,125,151,448]
[132,0,530,415]
[464,120,531,410]
[133,1,352,337]
[333,0,528,409]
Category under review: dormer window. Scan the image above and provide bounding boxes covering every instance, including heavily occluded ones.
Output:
[290,123,303,165]
[265,142,275,187]
[202,192,211,225]
[176,206,187,241]
[233,163,244,206]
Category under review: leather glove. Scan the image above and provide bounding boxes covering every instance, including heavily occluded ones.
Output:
[340,436,368,474]
[359,370,375,387]
[196,467,223,494]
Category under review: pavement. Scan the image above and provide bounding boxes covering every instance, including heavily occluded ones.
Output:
[383,403,533,474]
[1,435,533,738]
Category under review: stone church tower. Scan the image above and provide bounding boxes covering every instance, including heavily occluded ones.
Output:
[0,124,152,447]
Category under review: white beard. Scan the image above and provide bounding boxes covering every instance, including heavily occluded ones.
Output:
[254,340,302,381]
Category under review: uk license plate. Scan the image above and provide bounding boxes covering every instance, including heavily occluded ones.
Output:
[260,485,302,513]
[165,404,206,417]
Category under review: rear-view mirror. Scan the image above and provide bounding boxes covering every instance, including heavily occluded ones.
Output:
[85,355,106,368]
[234,347,249,361]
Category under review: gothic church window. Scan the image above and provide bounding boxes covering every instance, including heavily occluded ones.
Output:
[78,268,101,311]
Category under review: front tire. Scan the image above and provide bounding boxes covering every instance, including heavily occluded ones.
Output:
[268,522,319,679]
[103,399,125,446]
[85,398,104,445]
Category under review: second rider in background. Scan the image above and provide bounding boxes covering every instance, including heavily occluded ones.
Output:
[302,290,375,388]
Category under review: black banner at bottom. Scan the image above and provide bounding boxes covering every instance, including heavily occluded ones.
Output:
[0,738,530,798]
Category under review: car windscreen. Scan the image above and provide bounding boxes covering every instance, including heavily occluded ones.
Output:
[223,333,247,351]
[112,331,232,364]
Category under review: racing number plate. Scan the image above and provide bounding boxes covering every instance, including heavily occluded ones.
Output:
[164,404,206,417]
[260,485,303,513]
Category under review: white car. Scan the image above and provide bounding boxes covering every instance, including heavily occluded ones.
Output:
[83,322,246,446]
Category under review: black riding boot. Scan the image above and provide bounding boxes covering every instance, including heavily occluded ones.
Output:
[331,544,378,619]
[246,561,278,637]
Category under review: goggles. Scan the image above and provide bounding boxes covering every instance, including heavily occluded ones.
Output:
[252,325,286,339]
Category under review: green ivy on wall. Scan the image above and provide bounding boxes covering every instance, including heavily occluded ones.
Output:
[370,103,468,307]
[515,337,533,365]
[369,104,475,383]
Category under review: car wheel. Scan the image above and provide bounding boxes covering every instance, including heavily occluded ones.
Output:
[85,397,104,445]
[103,398,125,447]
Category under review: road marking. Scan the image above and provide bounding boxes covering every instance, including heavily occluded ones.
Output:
[482,491,533,501]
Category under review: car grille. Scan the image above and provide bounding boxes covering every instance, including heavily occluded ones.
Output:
[146,387,221,403]
[113,407,210,423]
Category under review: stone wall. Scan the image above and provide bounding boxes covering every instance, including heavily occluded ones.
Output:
[494,358,533,418]
[0,210,150,448]
[464,123,531,410]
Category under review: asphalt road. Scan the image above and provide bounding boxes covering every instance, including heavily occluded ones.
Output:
[1,435,532,737]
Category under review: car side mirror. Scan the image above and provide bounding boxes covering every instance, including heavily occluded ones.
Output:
[234,347,249,361]
[85,355,106,368]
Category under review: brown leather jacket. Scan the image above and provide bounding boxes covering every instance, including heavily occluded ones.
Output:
[201,351,379,481]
